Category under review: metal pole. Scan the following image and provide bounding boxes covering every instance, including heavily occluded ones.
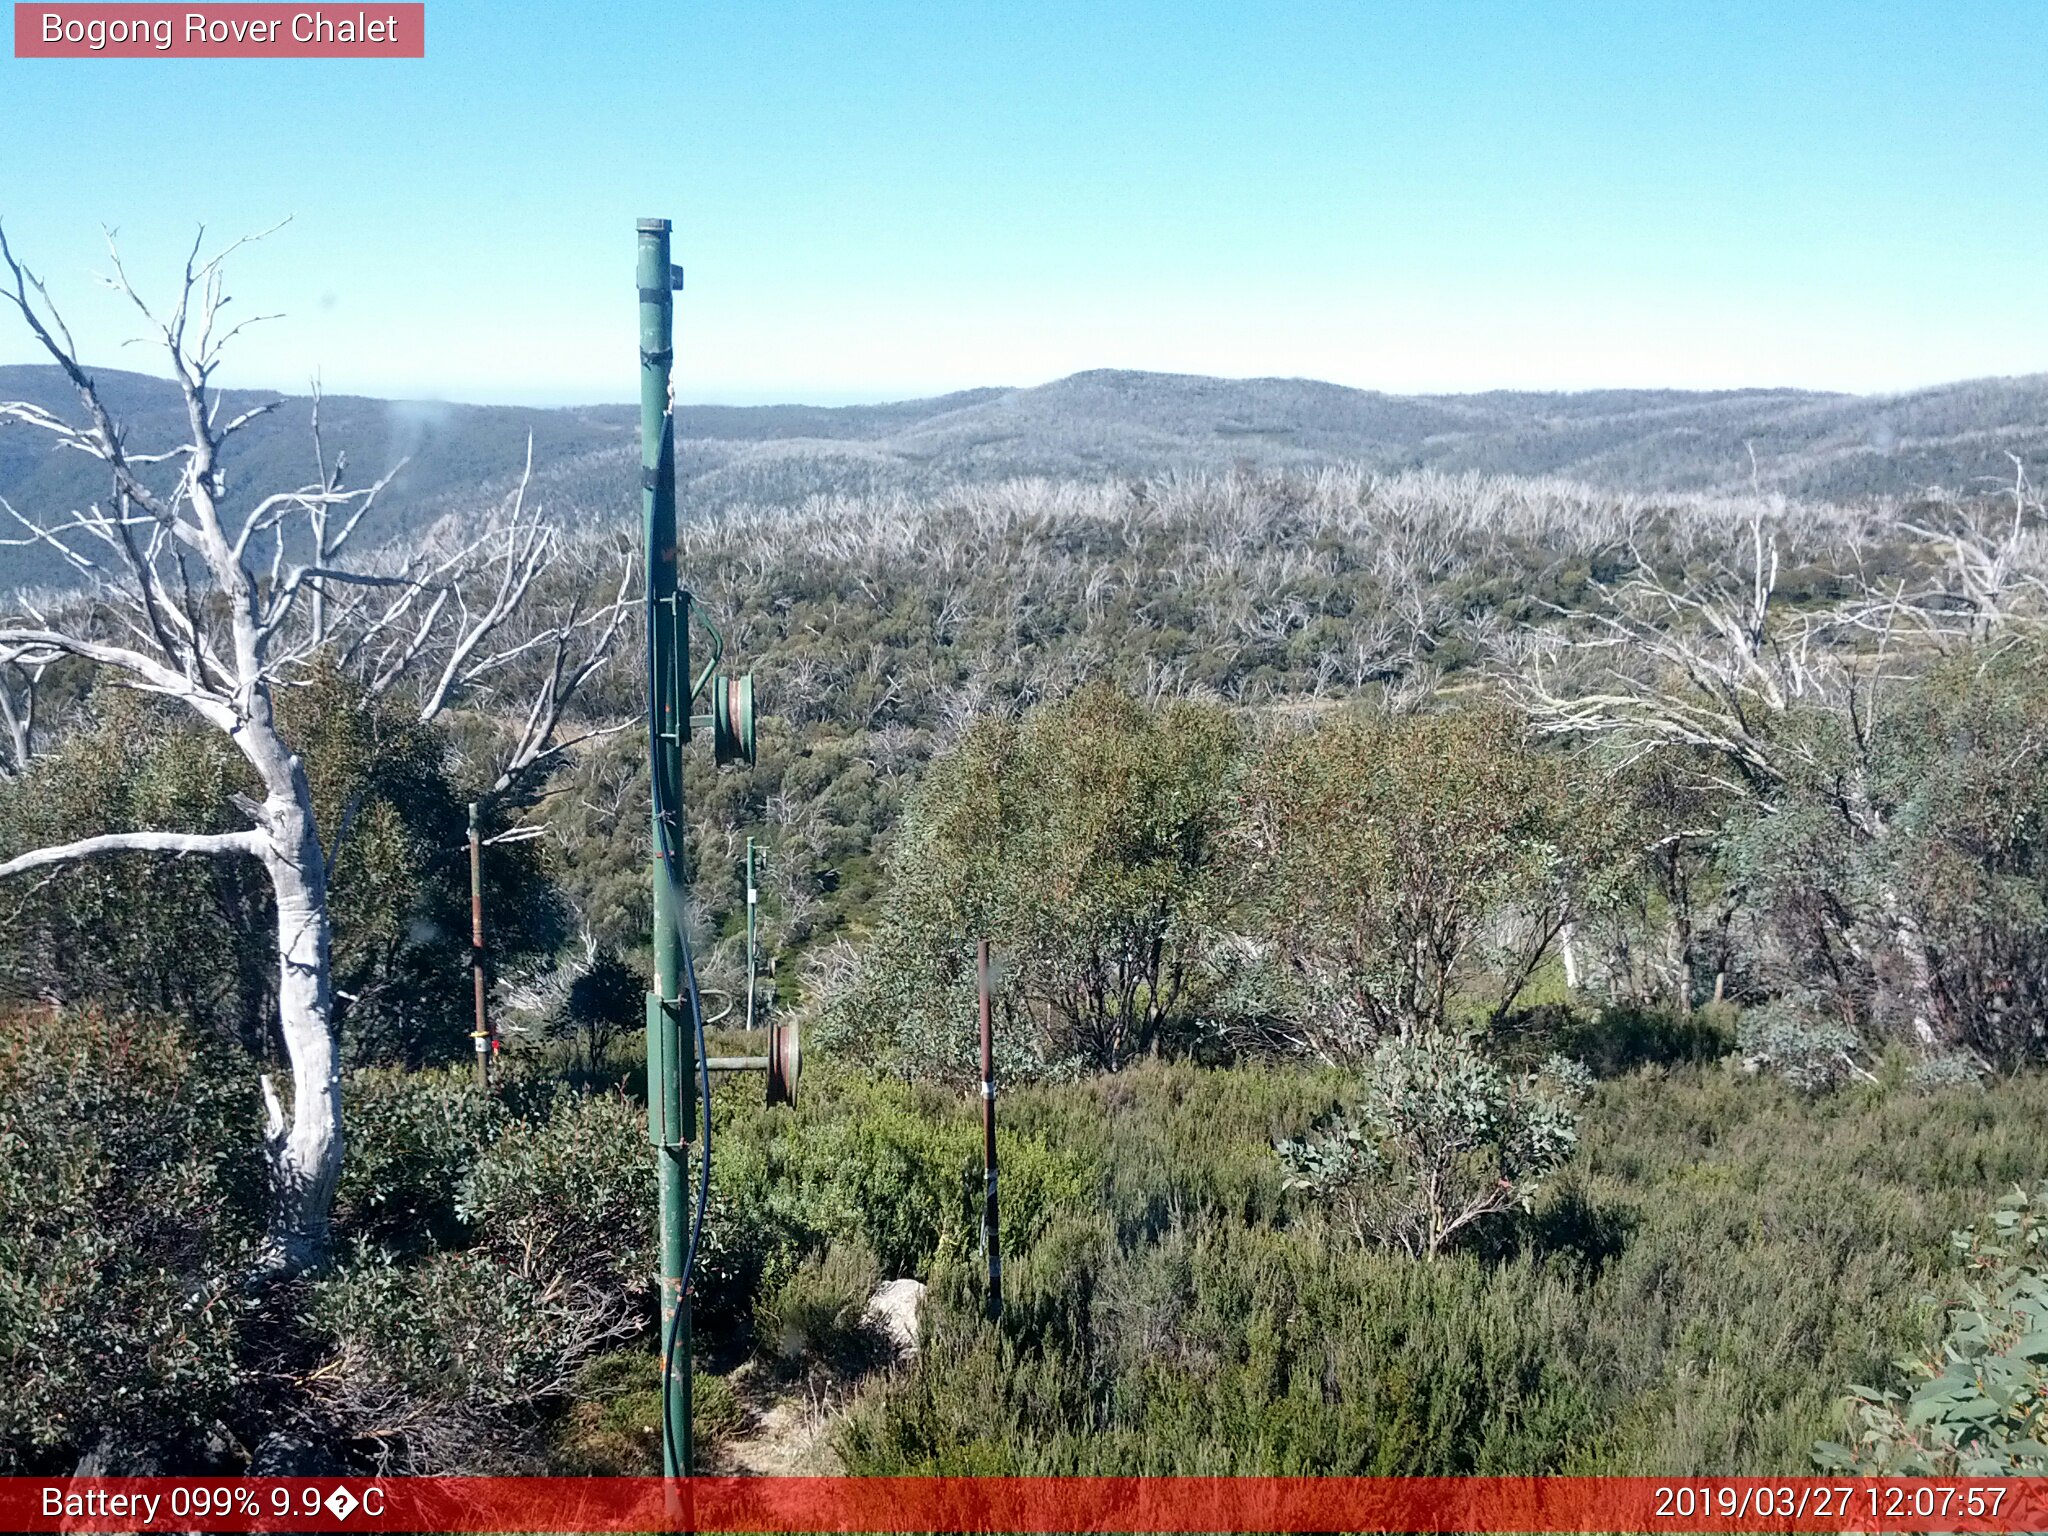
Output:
[745,837,758,1032]
[979,939,1001,1320]
[468,802,488,1088]
[639,216,693,1482]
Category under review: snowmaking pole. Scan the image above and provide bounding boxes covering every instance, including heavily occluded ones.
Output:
[639,216,694,1482]
[745,836,760,1030]
[468,802,489,1089]
[979,939,1001,1320]
[637,216,779,1491]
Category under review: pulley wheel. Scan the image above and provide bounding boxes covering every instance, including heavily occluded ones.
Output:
[765,1016,800,1107]
[712,671,756,767]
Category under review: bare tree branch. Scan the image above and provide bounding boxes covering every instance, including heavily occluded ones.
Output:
[0,827,265,878]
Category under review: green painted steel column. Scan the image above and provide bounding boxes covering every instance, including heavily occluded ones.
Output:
[638,216,693,1481]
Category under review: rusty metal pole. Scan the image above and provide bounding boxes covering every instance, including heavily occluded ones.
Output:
[745,836,759,1032]
[978,939,1000,1320]
[469,801,488,1089]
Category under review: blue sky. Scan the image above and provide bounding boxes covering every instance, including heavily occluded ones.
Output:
[2,1,2045,404]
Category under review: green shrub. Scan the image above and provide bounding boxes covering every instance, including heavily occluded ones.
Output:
[310,1088,689,1470]
[1015,1059,1339,1241]
[1737,1002,1865,1094]
[305,1245,641,1472]
[715,1066,1100,1284]
[828,685,1238,1078]
[559,946,643,1071]
[457,1090,654,1294]
[1817,1181,2048,1474]
[0,1007,262,1473]
[1526,1002,1735,1077]
[0,698,268,1047]
[845,1223,1605,1475]
[1909,1052,1988,1092]
[549,1350,739,1473]
[1876,646,2048,1066]
[837,1058,2048,1475]
[754,1242,884,1369]
[830,1103,974,1276]
[1279,1033,1588,1258]
[1236,705,1606,1058]
[0,677,571,1069]
[334,1066,511,1249]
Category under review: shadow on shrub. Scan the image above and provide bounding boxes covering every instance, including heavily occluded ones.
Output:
[1476,1176,1635,1273]
[1510,1003,1734,1077]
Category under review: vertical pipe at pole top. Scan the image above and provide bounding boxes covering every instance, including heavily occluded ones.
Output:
[639,218,681,1006]
[640,214,682,1032]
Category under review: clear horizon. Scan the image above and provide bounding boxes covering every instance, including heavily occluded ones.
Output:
[0,356,2031,414]
[5,2,2047,405]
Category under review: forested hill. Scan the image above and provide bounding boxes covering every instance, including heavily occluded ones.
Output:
[6,361,2048,589]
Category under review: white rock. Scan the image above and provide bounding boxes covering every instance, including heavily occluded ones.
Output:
[862,1278,927,1358]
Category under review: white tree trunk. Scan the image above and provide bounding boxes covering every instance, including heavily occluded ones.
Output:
[172,420,346,1272]
[257,766,343,1273]
[1842,766,1946,1047]
[1877,879,1942,1047]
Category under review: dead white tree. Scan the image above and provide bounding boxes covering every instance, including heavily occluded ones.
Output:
[1511,497,2044,1046]
[0,223,630,1271]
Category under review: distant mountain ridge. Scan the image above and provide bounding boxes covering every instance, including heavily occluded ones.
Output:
[4,362,2046,591]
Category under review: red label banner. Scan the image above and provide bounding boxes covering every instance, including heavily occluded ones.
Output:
[14,4,424,57]
[2,1476,2046,1533]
